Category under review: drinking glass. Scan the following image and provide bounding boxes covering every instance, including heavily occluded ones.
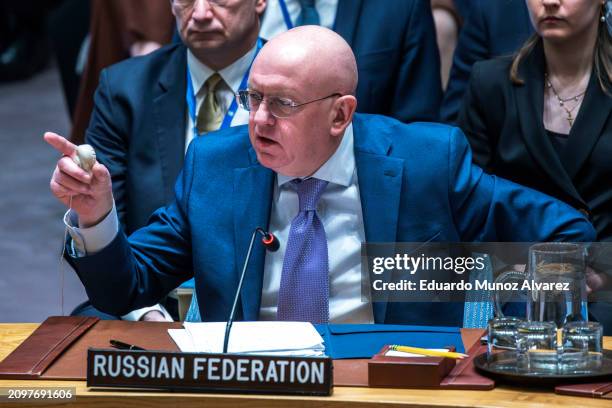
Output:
[487,317,520,368]
[560,321,603,372]
[516,321,558,373]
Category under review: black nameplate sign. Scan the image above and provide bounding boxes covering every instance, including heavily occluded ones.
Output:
[87,348,333,396]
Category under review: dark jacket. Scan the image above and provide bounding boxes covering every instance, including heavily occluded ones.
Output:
[85,44,189,234]
[458,42,612,241]
[457,42,612,333]
[441,0,533,123]
[334,0,442,122]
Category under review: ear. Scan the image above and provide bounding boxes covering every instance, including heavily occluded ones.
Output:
[256,0,267,16]
[169,0,177,18]
[329,95,357,138]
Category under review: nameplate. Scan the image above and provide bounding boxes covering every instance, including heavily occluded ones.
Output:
[87,348,333,396]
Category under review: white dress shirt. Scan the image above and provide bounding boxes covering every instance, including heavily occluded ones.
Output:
[66,124,373,324]
[259,124,373,323]
[260,0,338,40]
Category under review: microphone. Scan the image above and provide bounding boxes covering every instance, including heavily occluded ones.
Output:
[223,227,279,353]
[261,230,280,252]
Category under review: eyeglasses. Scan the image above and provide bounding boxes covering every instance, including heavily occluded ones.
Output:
[173,0,230,9]
[236,90,342,118]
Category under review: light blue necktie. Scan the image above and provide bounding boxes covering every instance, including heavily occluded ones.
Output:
[277,178,329,323]
[296,0,320,26]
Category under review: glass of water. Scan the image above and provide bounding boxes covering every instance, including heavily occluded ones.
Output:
[516,321,558,373]
[487,317,521,369]
[560,321,603,372]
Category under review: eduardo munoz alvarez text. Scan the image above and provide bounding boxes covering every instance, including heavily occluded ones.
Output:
[370,254,571,293]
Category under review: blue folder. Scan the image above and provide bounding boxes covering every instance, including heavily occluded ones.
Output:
[314,324,464,359]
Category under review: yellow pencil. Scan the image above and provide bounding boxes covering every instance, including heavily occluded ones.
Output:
[389,345,469,359]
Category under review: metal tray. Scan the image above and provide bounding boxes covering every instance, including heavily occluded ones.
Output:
[473,350,612,387]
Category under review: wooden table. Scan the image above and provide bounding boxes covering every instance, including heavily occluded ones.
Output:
[0,323,610,408]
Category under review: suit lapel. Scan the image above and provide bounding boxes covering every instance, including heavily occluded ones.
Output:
[153,45,188,202]
[561,73,612,180]
[233,152,275,321]
[353,116,404,323]
[513,42,584,206]
[333,0,363,46]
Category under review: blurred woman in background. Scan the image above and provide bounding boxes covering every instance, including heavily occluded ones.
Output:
[458,0,612,240]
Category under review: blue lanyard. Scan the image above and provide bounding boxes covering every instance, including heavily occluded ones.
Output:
[278,0,294,29]
[186,38,263,137]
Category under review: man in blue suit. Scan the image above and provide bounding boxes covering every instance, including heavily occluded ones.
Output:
[260,0,442,123]
[46,27,594,327]
[66,0,268,322]
[440,0,533,124]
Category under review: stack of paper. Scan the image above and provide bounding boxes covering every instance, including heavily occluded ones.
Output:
[169,321,325,357]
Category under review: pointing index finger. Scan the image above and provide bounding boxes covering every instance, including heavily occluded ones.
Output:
[44,132,77,157]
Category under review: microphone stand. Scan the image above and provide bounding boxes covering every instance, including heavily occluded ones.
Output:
[223,228,275,354]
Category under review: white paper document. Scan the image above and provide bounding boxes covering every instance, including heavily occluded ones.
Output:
[169,321,325,357]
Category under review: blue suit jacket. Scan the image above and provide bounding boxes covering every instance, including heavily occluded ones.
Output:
[334,0,441,122]
[73,114,595,326]
[440,0,533,124]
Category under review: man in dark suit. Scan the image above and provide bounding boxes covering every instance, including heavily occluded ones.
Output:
[63,0,267,321]
[440,0,533,124]
[45,27,595,327]
[260,0,442,123]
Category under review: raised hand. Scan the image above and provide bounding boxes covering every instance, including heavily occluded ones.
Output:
[44,132,114,227]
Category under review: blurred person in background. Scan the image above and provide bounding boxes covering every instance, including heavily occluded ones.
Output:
[259,0,442,123]
[0,0,61,82]
[70,0,175,144]
[431,0,463,89]
[440,0,533,123]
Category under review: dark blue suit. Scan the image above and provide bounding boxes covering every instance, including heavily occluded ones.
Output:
[71,114,595,327]
[333,0,441,122]
[86,44,190,235]
[440,0,533,124]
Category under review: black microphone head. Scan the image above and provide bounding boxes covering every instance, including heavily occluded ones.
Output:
[261,233,280,252]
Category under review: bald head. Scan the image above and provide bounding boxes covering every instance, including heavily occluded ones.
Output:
[247,26,359,178]
[253,26,358,96]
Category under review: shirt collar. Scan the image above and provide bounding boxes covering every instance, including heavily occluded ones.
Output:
[186,43,257,95]
[277,123,355,188]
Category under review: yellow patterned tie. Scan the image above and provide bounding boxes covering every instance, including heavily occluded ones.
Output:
[196,73,225,134]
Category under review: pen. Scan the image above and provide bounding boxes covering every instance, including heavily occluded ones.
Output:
[109,339,146,351]
[389,345,468,359]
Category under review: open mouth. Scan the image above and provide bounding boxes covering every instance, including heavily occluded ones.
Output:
[256,135,279,148]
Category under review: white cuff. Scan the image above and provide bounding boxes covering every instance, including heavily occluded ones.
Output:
[63,204,119,256]
[121,304,173,321]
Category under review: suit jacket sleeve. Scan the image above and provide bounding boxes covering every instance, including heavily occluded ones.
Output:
[85,69,130,229]
[440,0,488,124]
[447,127,596,242]
[455,61,497,170]
[70,142,197,316]
[393,0,442,122]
